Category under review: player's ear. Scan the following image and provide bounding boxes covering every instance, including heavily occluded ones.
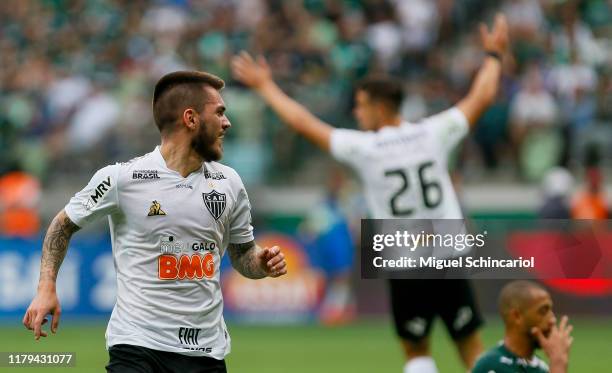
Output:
[182,108,197,130]
[509,308,522,325]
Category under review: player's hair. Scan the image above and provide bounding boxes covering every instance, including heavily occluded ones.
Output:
[356,76,404,112]
[153,71,225,134]
[498,280,547,323]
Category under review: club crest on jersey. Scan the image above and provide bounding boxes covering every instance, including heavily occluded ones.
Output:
[148,200,166,216]
[203,190,226,220]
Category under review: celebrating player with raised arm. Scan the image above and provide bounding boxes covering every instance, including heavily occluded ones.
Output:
[23,71,287,373]
[232,14,509,373]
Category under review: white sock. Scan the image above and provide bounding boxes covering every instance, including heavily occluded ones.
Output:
[403,356,438,373]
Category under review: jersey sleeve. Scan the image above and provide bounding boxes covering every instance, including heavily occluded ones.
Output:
[330,128,369,167]
[421,107,469,154]
[228,176,255,244]
[64,164,120,228]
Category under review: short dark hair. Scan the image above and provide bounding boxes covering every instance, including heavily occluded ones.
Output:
[356,76,404,112]
[498,280,547,322]
[153,71,225,133]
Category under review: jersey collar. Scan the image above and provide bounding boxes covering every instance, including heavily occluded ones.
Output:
[152,146,206,176]
[500,342,539,366]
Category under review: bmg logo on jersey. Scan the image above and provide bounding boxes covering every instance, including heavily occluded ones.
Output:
[158,253,215,280]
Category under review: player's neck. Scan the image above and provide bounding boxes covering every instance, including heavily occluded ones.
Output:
[159,140,203,178]
[377,114,402,129]
[503,333,535,359]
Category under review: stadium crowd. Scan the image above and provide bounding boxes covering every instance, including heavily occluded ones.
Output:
[0,0,610,186]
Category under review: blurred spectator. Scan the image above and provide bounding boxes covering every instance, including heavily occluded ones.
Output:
[392,0,439,54]
[509,64,560,179]
[549,0,607,67]
[538,167,574,219]
[0,168,41,237]
[503,0,547,65]
[510,65,558,143]
[364,1,402,72]
[571,145,609,219]
[473,89,510,170]
[503,0,544,38]
[65,84,121,154]
[549,52,598,131]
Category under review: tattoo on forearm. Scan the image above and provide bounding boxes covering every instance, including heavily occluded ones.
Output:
[228,241,267,279]
[39,211,80,283]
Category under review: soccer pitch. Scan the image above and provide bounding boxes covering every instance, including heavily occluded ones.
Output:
[2,317,611,372]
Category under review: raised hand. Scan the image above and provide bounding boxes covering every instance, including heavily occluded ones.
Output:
[231,51,273,90]
[480,13,509,55]
[532,315,573,370]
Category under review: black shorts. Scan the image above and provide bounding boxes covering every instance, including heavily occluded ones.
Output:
[388,279,483,342]
[106,344,227,373]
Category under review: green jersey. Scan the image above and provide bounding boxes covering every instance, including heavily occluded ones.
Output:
[472,342,549,373]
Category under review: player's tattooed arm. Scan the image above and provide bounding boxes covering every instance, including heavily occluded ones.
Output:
[39,210,80,284]
[228,241,266,279]
[228,240,287,279]
[23,210,80,339]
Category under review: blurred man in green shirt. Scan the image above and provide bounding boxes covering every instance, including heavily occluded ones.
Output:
[473,281,573,373]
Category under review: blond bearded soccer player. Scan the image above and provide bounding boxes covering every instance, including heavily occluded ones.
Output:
[472,281,573,373]
[23,71,287,373]
[233,14,509,373]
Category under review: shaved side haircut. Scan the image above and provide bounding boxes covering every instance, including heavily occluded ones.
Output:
[498,280,547,322]
[153,71,225,134]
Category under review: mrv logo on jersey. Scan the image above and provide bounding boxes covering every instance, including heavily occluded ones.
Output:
[83,176,112,210]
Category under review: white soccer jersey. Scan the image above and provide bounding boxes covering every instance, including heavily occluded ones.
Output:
[64,146,254,359]
[330,107,468,219]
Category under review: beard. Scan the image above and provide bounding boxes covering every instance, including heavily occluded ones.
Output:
[191,120,222,162]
